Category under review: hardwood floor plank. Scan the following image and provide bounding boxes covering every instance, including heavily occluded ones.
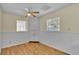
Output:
[1,41,70,55]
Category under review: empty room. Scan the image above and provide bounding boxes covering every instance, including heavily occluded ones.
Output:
[0,3,79,55]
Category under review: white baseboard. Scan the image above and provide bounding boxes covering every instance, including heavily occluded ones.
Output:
[1,41,28,48]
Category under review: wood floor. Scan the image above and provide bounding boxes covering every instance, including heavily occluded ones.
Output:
[1,41,69,55]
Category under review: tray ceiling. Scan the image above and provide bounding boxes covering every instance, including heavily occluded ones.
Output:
[0,3,70,17]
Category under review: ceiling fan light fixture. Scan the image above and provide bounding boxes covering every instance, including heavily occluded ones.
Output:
[27,13,31,16]
[24,8,39,17]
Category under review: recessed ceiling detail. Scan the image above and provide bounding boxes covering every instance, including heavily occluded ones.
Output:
[0,3,70,17]
[41,4,51,11]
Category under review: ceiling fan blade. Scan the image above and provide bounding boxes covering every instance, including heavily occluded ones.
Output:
[24,8,39,17]
[31,13,37,17]
[25,8,29,12]
[33,12,39,13]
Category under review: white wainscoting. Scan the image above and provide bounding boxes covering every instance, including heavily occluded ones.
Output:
[1,32,79,55]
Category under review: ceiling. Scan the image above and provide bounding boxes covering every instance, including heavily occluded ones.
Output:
[0,3,70,17]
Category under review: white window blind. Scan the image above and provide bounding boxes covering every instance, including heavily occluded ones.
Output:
[47,17,60,31]
[16,20,27,32]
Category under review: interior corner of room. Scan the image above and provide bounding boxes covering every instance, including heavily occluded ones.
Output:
[0,3,79,55]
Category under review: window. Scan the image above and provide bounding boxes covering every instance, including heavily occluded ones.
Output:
[47,17,60,31]
[16,20,27,32]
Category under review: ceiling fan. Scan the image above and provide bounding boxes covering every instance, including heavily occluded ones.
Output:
[24,8,39,17]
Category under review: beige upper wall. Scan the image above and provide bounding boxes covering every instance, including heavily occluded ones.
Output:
[3,12,16,32]
[2,4,79,32]
[0,9,2,32]
[2,12,28,32]
[40,4,79,32]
